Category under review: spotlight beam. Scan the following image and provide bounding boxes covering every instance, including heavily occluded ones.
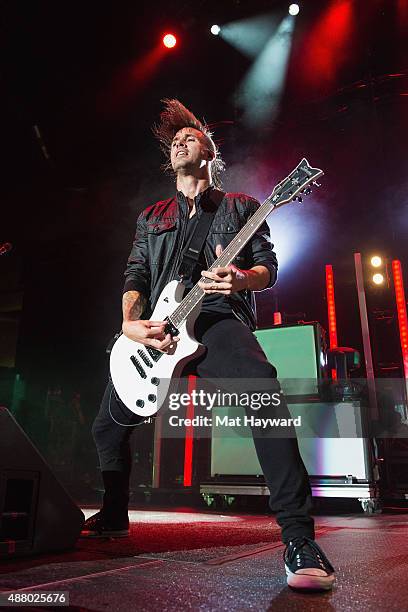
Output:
[220,14,280,59]
[236,16,296,127]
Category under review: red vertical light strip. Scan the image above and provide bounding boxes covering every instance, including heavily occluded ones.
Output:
[325,264,338,349]
[183,374,196,487]
[392,260,408,386]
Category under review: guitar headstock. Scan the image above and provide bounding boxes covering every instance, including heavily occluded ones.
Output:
[269,158,324,208]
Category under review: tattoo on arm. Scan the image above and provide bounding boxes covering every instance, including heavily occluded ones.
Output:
[122,291,147,322]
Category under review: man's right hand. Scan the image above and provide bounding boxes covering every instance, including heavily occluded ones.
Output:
[122,320,179,353]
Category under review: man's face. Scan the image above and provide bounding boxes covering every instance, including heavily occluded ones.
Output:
[170,127,212,173]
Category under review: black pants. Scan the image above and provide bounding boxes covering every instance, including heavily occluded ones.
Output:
[92,313,314,543]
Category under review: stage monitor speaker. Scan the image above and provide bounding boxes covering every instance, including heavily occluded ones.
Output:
[254,323,326,396]
[0,407,84,558]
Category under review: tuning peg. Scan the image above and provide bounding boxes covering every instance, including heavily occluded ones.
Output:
[297,196,303,203]
[305,187,312,195]
[312,181,321,188]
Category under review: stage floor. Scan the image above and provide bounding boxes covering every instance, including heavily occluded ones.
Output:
[1,508,408,611]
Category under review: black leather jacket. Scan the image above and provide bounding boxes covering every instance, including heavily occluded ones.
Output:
[123,187,278,331]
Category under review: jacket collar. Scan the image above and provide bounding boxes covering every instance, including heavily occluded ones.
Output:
[176,184,216,215]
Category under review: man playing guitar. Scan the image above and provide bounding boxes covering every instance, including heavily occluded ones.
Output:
[82,99,335,591]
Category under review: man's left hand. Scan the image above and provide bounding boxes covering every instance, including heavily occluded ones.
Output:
[198,244,248,295]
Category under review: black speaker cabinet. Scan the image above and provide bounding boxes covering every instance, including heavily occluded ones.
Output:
[0,407,84,558]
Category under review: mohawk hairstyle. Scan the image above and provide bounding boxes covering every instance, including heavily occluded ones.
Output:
[152,98,225,189]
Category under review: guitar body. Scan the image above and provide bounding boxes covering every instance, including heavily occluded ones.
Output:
[110,280,204,417]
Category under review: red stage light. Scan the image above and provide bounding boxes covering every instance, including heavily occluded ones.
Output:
[163,33,177,49]
[101,45,167,115]
[273,311,282,325]
[325,264,338,349]
[303,0,353,87]
[392,260,408,388]
[183,374,196,487]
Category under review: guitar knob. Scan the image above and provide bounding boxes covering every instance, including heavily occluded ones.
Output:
[148,394,156,402]
[151,377,160,386]
[136,399,145,408]
[297,196,303,203]
[305,187,312,195]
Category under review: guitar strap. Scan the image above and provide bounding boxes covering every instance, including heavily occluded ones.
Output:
[178,189,225,281]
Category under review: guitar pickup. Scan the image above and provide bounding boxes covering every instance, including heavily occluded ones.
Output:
[146,346,162,362]
[130,356,147,379]
[137,349,153,368]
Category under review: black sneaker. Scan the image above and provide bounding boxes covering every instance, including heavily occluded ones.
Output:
[80,511,130,538]
[284,537,335,591]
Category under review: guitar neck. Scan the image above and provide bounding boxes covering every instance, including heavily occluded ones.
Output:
[170,195,276,329]
[169,157,323,329]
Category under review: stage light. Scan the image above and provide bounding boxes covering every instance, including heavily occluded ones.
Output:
[211,24,221,36]
[325,265,338,349]
[183,375,196,487]
[163,34,177,49]
[237,15,295,126]
[373,273,384,285]
[371,255,382,268]
[288,3,300,16]
[392,260,408,390]
[303,0,353,88]
[273,311,282,325]
[219,14,279,59]
[262,193,327,272]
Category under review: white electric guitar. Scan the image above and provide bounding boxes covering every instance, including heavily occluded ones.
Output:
[110,158,323,417]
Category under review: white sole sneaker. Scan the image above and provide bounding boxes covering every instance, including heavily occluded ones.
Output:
[285,565,335,590]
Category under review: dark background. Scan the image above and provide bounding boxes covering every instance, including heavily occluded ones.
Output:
[0,0,407,485]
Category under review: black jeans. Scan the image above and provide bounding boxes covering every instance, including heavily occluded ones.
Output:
[92,313,314,543]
